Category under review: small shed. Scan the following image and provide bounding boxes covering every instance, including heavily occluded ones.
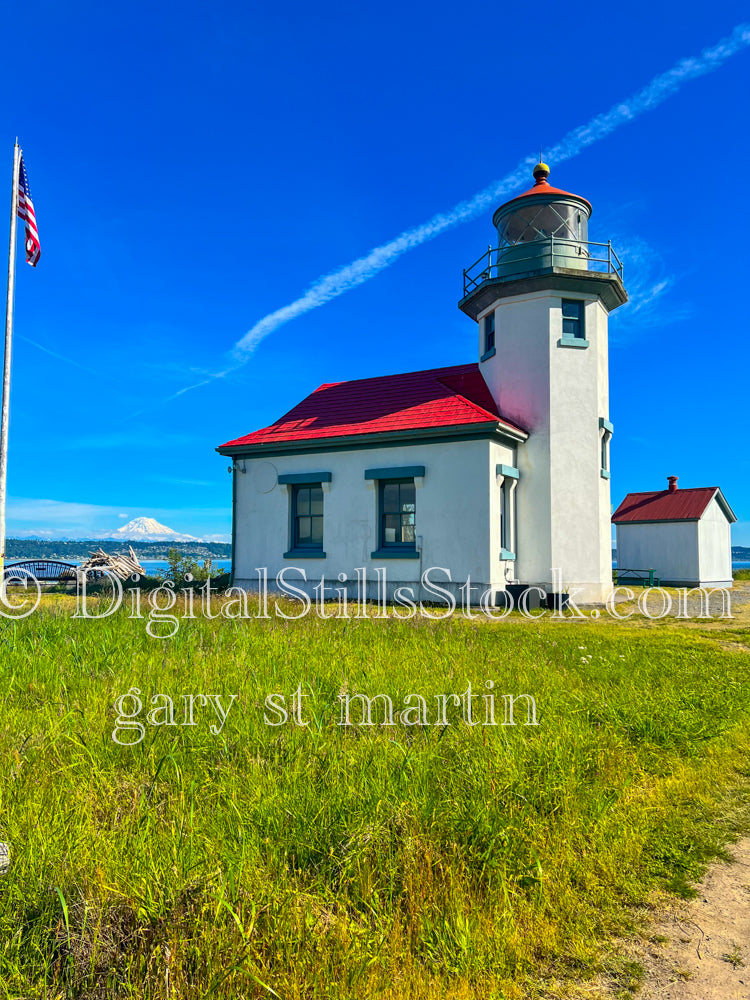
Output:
[612,476,736,588]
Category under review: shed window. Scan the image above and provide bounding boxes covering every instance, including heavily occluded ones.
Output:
[562,299,584,339]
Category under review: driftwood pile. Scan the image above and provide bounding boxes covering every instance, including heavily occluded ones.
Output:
[78,546,145,581]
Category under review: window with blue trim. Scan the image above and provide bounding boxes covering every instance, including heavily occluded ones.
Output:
[600,420,613,477]
[500,478,515,555]
[292,485,324,550]
[483,311,495,354]
[497,465,519,559]
[380,479,416,550]
[562,299,584,339]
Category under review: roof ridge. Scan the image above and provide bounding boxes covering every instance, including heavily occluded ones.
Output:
[310,361,476,394]
[625,486,718,496]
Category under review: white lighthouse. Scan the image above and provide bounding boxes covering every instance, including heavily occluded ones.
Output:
[219,163,628,607]
[459,163,628,602]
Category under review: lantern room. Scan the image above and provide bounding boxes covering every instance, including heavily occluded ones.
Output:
[491,162,593,276]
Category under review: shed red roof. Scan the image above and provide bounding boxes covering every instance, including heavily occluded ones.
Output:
[218,363,526,451]
[612,487,736,524]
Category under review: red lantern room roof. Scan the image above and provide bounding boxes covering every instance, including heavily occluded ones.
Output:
[498,163,593,216]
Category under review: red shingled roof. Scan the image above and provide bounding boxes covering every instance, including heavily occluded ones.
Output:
[612,487,736,524]
[218,363,526,450]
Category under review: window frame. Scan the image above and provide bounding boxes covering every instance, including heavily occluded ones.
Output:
[378,477,417,552]
[497,464,519,560]
[561,298,585,340]
[483,311,495,354]
[291,482,324,551]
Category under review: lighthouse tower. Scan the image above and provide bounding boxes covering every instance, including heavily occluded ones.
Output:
[459,163,628,603]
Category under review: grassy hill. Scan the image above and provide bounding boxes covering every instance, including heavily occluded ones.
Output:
[1,591,749,997]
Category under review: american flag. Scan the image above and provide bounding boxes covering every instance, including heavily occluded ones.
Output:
[17,155,40,267]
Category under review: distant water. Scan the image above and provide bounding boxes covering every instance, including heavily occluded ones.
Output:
[69,558,231,577]
[139,559,231,577]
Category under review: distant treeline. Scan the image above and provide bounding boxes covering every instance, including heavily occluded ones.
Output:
[733,546,750,559]
[6,539,232,561]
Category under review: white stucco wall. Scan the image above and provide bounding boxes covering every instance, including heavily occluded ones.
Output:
[479,290,613,601]
[232,435,516,601]
[616,520,700,584]
[698,497,733,585]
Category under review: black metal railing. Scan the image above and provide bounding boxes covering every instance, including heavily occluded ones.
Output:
[462,238,623,296]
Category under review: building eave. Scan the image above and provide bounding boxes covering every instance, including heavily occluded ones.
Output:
[613,517,701,526]
[459,267,628,321]
[713,489,738,524]
[216,420,528,458]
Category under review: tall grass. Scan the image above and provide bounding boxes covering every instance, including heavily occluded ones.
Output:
[1,596,749,998]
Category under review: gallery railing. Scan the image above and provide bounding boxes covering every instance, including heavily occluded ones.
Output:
[463,238,624,295]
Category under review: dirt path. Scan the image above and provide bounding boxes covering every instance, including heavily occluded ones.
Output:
[633,838,750,999]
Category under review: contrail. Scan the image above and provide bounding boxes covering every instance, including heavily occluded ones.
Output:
[231,22,749,360]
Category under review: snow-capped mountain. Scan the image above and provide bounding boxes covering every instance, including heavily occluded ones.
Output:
[113,517,198,542]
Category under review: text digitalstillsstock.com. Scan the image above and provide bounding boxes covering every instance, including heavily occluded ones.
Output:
[111,683,539,745]
[1,566,734,638]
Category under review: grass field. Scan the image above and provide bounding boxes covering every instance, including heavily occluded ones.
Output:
[1,586,750,999]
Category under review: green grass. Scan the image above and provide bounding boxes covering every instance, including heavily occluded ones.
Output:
[734,567,750,580]
[1,595,750,998]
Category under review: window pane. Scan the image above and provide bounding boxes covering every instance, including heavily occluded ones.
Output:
[502,482,509,549]
[562,318,579,336]
[382,483,399,512]
[500,482,508,549]
[311,516,323,543]
[310,498,324,516]
[402,523,415,544]
[296,489,310,516]
[297,516,311,541]
[562,299,581,319]
[399,483,415,510]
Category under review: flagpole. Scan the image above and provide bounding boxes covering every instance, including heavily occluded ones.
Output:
[0,141,21,577]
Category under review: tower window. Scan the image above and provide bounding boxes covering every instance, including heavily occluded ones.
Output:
[483,311,495,354]
[292,484,324,550]
[562,299,585,339]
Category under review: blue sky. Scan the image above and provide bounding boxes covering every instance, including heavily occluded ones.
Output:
[1,2,749,542]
